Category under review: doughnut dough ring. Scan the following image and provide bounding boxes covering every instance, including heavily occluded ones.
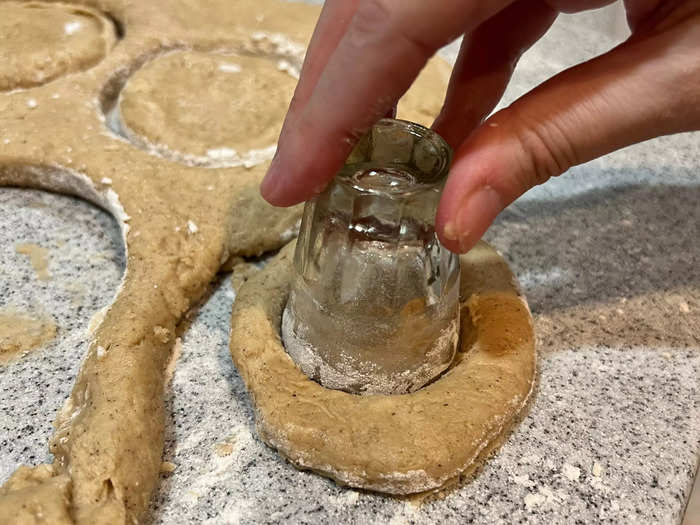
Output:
[230,241,536,494]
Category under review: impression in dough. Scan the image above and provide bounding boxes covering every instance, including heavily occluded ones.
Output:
[0,1,116,92]
[230,241,536,494]
[0,0,456,522]
[117,50,299,167]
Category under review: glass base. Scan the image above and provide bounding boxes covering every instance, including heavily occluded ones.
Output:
[281,300,459,395]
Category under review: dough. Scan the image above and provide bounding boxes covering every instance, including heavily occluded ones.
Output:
[0,465,72,525]
[15,243,50,281]
[0,2,116,92]
[0,309,57,363]
[230,241,535,494]
[118,50,299,167]
[0,0,455,522]
[115,43,449,168]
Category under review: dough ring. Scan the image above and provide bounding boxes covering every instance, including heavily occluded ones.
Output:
[230,241,536,494]
[0,1,117,92]
[0,0,454,521]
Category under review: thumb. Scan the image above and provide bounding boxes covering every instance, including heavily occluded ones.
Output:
[437,9,700,253]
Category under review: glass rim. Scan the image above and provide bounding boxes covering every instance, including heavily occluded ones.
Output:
[336,118,453,198]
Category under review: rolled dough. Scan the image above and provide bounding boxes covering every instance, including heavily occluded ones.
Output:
[0,2,116,92]
[0,0,456,522]
[230,241,535,494]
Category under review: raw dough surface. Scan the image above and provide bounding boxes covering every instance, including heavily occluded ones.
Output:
[118,50,299,166]
[230,241,535,494]
[0,0,453,522]
[0,1,116,92]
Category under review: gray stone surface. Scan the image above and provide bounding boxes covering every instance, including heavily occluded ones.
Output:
[0,189,125,479]
[1,3,699,524]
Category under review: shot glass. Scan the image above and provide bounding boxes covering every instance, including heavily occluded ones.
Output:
[281,118,460,395]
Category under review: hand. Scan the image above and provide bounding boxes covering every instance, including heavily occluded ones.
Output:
[260,0,700,253]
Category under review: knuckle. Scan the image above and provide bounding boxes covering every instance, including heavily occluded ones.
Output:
[348,0,392,47]
[500,106,579,190]
[350,0,434,59]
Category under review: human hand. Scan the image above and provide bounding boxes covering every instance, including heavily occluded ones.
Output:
[260,0,700,253]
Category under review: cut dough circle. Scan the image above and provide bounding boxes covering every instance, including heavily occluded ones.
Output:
[0,1,116,92]
[230,241,536,494]
[117,50,299,167]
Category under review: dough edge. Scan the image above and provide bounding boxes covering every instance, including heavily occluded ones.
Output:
[230,241,536,494]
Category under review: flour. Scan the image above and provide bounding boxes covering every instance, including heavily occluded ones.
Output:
[64,21,82,35]
[218,63,242,73]
[562,463,581,481]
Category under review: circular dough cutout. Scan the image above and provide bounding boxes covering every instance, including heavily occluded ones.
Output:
[0,1,116,92]
[117,50,299,168]
[230,241,536,494]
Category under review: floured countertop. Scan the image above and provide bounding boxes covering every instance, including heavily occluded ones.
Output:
[1,4,698,524]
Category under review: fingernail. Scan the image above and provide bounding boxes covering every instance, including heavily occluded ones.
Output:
[454,186,503,252]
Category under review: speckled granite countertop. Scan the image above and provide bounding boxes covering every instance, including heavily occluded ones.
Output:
[1,4,699,524]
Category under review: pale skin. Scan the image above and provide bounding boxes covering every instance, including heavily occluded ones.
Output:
[261,0,700,253]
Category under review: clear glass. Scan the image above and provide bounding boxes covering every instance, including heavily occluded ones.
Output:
[281,119,460,395]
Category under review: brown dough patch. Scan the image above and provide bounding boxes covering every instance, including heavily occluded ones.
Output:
[213,442,235,457]
[15,243,51,281]
[229,241,535,494]
[118,50,298,164]
[0,465,73,525]
[231,260,261,291]
[0,0,454,521]
[159,462,177,474]
[0,1,116,92]
[0,309,57,363]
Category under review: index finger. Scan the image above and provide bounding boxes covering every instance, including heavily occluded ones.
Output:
[261,0,514,207]
[288,0,361,112]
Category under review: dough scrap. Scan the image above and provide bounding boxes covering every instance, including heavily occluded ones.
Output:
[15,242,51,281]
[0,1,116,92]
[0,0,455,522]
[0,309,57,363]
[230,241,535,494]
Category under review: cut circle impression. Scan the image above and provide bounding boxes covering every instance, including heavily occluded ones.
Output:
[115,49,299,168]
[0,1,117,92]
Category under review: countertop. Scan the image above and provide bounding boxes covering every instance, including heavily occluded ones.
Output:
[1,4,699,524]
